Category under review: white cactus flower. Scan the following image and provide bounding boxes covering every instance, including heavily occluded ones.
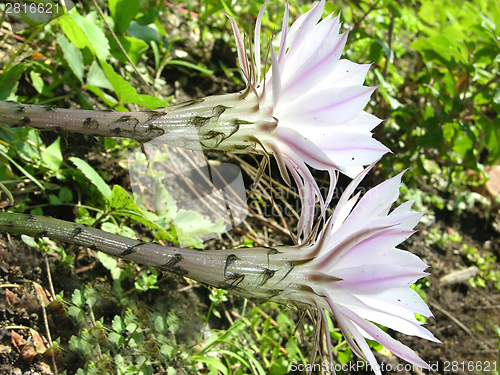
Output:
[223,0,390,238]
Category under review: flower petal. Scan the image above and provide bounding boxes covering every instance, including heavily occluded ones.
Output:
[285,0,325,67]
[307,130,390,173]
[336,305,432,369]
[272,127,341,171]
[325,59,372,87]
[277,85,376,125]
[253,0,269,83]
[280,32,348,103]
[332,263,428,292]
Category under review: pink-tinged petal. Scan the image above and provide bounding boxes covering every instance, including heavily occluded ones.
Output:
[328,192,361,238]
[333,264,428,292]
[356,288,434,321]
[336,305,432,369]
[283,6,310,50]
[326,161,376,234]
[318,224,398,268]
[276,86,376,126]
[262,139,291,186]
[390,200,416,215]
[342,172,403,226]
[282,151,325,218]
[382,210,424,230]
[304,13,339,52]
[342,165,364,178]
[276,1,289,70]
[362,314,439,343]
[373,209,423,231]
[253,0,269,83]
[280,32,348,103]
[343,111,383,132]
[324,169,339,207]
[329,229,423,269]
[325,292,439,342]
[323,228,420,266]
[270,46,281,109]
[285,0,325,66]
[368,249,430,271]
[226,14,249,82]
[307,130,390,172]
[325,59,371,87]
[286,160,310,239]
[329,305,370,362]
[272,127,341,171]
[281,15,340,81]
[332,305,382,375]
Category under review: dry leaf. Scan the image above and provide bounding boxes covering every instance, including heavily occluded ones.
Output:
[11,330,27,352]
[5,289,20,306]
[21,343,38,365]
[30,329,48,354]
[33,282,50,307]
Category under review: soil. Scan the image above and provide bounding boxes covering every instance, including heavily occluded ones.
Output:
[0,2,499,375]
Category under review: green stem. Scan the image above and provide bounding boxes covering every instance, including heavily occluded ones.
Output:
[0,92,263,153]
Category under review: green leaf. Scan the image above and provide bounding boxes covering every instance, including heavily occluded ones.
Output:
[127,21,160,43]
[57,33,84,82]
[72,289,84,307]
[173,209,225,249]
[0,148,45,190]
[108,35,149,65]
[108,0,140,34]
[493,88,500,105]
[165,59,213,75]
[99,60,167,108]
[41,136,63,171]
[58,13,109,60]
[137,7,160,25]
[69,156,111,201]
[337,348,352,365]
[57,14,89,50]
[29,71,45,94]
[189,356,228,375]
[86,61,113,90]
[59,186,73,202]
[151,40,160,71]
[109,185,173,240]
[0,63,28,100]
[70,13,109,59]
[387,1,402,18]
[21,235,38,248]
[96,252,122,280]
[49,194,63,205]
[112,315,125,332]
[100,60,141,104]
[107,332,124,347]
[138,94,167,108]
[85,85,119,107]
[453,131,474,159]
[160,344,173,359]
